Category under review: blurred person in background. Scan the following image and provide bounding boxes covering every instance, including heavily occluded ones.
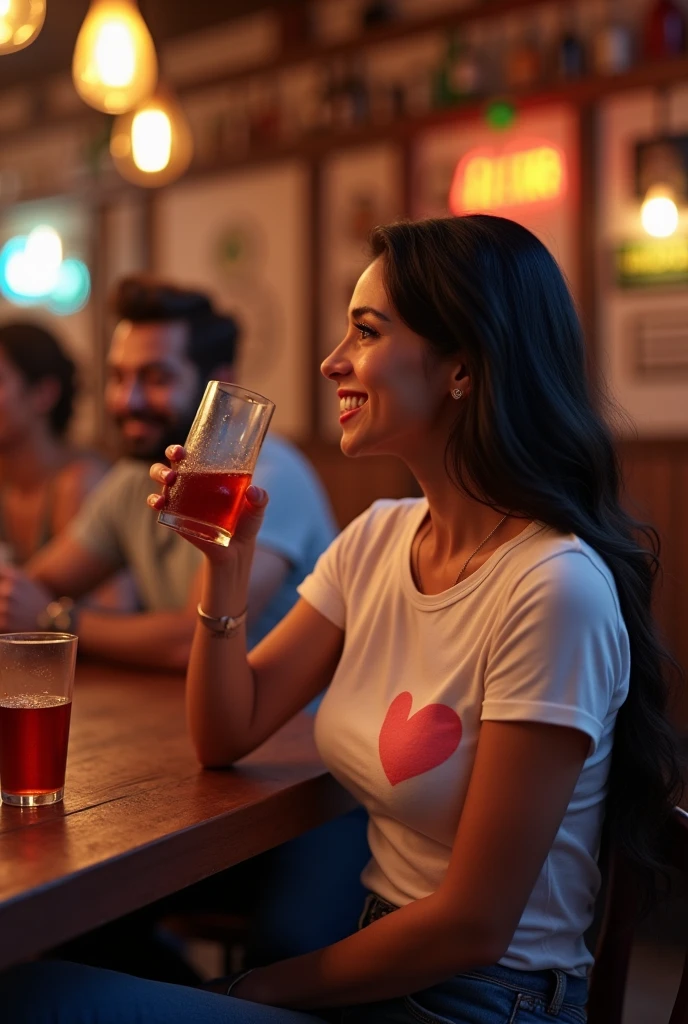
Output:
[0,277,337,666]
[0,322,108,566]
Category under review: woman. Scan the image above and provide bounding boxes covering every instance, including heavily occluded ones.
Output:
[1,215,682,1023]
[0,322,107,565]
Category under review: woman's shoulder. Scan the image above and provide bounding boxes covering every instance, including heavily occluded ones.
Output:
[510,525,623,627]
[325,498,424,576]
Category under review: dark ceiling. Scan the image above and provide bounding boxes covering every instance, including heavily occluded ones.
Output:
[0,0,288,89]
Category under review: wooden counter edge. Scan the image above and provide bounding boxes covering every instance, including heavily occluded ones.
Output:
[0,773,357,972]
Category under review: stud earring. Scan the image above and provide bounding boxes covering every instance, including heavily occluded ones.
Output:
[451,388,463,400]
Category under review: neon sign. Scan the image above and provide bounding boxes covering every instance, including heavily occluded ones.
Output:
[0,226,90,315]
[449,141,567,214]
[615,238,688,288]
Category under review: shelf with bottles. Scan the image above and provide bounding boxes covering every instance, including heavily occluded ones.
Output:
[177,0,688,97]
[186,0,580,96]
[186,0,688,174]
[178,53,688,185]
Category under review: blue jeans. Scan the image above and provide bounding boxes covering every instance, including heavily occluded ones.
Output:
[51,806,372,980]
[0,894,588,1023]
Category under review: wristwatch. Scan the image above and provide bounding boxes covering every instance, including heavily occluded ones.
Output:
[37,597,77,634]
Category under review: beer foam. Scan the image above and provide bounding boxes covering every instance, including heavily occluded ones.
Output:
[0,693,70,710]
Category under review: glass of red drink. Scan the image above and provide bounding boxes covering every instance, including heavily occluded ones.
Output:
[158,381,275,547]
[0,632,78,807]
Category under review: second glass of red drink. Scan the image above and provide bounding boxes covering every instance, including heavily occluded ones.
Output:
[158,381,275,547]
[0,632,78,807]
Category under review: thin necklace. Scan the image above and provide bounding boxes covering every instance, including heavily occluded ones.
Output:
[414,512,510,591]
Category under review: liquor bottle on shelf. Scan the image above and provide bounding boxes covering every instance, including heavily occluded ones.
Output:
[297,65,328,136]
[340,55,370,126]
[593,0,634,75]
[504,18,542,89]
[247,77,282,148]
[643,0,687,59]
[401,62,434,118]
[432,27,484,108]
[317,59,346,131]
[556,7,586,79]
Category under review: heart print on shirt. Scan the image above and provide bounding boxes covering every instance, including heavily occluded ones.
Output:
[379,691,463,786]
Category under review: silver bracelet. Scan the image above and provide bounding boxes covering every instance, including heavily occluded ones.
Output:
[196,603,248,639]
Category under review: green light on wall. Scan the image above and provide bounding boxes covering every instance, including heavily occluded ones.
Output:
[486,101,516,131]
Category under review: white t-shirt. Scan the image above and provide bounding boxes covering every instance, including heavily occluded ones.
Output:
[297,499,630,977]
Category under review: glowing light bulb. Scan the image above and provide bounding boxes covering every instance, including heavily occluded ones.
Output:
[0,0,46,55]
[94,22,136,88]
[132,109,172,172]
[641,184,680,238]
[110,86,193,187]
[72,0,157,114]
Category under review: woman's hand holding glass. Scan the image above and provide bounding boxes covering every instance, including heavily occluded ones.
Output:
[148,444,269,567]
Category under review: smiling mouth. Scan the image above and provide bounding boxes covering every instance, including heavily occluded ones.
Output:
[339,394,368,422]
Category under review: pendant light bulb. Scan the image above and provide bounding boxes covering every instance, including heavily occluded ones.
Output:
[641,183,680,238]
[0,0,46,55]
[110,86,194,188]
[72,0,157,114]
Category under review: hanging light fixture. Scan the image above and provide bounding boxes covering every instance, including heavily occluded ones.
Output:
[72,0,157,114]
[0,0,46,55]
[109,85,194,187]
[637,89,685,239]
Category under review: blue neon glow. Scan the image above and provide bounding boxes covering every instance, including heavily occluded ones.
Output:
[0,231,91,315]
[46,259,91,315]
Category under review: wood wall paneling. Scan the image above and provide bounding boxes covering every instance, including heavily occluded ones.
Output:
[618,441,688,732]
[298,440,420,529]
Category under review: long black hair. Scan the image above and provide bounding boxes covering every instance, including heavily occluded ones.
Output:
[0,322,76,437]
[369,215,684,889]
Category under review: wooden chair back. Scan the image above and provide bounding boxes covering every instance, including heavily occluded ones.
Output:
[587,806,688,1024]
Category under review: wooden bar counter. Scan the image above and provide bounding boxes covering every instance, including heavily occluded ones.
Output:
[0,661,356,971]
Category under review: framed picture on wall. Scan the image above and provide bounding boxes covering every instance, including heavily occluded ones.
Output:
[153,160,311,440]
[599,89,688,437]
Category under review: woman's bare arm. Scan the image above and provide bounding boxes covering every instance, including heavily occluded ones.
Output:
[149,451,343,765]
[187,586,343,766]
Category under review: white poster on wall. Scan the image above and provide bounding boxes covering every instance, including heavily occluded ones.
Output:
[412,104,580,297]
[319,143,404,440]
[597,89,688,438]
[154,161,310,440]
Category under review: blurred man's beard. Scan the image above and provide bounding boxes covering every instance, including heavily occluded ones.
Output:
[113,411,197,463]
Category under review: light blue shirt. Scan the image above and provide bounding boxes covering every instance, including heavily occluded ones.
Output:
[69,434,338,648]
